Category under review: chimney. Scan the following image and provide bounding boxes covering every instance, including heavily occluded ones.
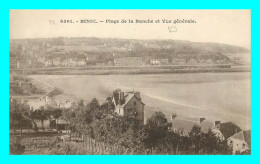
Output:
[120,92,124,100]
[134,91,141,99]
[199,118,205,123]
[215,121,221,126]
[114,89,121,100]
[118,91,121,101]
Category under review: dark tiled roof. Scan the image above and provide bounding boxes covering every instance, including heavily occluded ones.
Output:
[113,91,144,107]
[219,122,242,139]
[120,93,134,107]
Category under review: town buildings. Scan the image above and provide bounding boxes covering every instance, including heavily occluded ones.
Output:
[150,58,169,65]
[114,57,145,66]
[172,58,186,65]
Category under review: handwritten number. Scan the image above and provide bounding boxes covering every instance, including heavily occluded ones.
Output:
[49,20,56,25]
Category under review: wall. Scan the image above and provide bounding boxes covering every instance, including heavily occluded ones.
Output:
[228,138,249,154]
[124,96,144,125]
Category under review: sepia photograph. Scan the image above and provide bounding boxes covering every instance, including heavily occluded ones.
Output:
[9,10,251,155]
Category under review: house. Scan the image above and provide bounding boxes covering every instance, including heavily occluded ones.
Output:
[160,59,170,65]
[76,60,86,66]
[53,94,77,109]
[56,119,69,132]
[216,122,241,140]
[36,89,75,109]
[206,59,214,64]
[50,119,69,132]
[114,57,145,66]
[16,60,20,69]
[96,62,106,66]
[45,60,53,67]
[172,58,186,65]
[27,99,46,110]
[111,89,145,126]
[171,115,222,137]
[67,58,76,66]
[85,54,97,63]
[27,59,32,67]
[53,59,61,66]
[227,130,251,154]
[57,99,72,108]
[150,58,169,65]
[108,61,114,66]
[61,59,69,66]
[188,59,198,65]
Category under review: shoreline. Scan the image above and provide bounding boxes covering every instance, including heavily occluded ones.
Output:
[11,66,250,75]
[28,72,250,130]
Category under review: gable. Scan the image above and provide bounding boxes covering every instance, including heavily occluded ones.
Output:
[230,131,245,141]
[124,95,145,108]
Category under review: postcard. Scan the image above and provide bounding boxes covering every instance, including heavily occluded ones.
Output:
[9,10,251,155]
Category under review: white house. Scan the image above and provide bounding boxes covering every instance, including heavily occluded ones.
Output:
[227,130,251,154]
[111,89,145,126]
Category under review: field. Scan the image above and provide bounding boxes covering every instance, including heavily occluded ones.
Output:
[29,72,251,130]
[12,133,133,155]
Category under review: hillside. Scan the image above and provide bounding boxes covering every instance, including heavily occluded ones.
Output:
[9,37,250,68]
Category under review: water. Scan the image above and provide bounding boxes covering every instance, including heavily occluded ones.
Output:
[29,72,251,130]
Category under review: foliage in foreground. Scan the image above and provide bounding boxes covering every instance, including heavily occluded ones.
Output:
[10,98,233,155]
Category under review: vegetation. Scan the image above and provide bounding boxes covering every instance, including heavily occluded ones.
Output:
[60,99,233,154]
[10,99,62,133]
[10,137,25,155]
[10,76,46,96]
[10,98,234,155]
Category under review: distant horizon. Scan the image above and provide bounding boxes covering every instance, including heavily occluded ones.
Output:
[9,36,251,51]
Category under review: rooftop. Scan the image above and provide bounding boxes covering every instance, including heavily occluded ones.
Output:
[112,90,144,107]
[229,130,251,145]
[218,122,242,139]
[172,117,215,133]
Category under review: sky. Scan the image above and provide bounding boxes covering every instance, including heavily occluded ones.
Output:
[9,10,251,49]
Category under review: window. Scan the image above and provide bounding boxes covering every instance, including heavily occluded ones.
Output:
[134,101,136,105]
[127,108,133,113]
[242,143,246,148]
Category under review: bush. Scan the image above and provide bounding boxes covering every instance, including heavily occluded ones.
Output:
[10,137,25,155]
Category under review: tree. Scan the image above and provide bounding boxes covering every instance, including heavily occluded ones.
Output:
[189,125,203,154]
[202,129,232,154]
[144,111,168,148]
[29,109,39,131]
[10,99,32,135]
[38,107,48,131]
[52,108,63,130]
